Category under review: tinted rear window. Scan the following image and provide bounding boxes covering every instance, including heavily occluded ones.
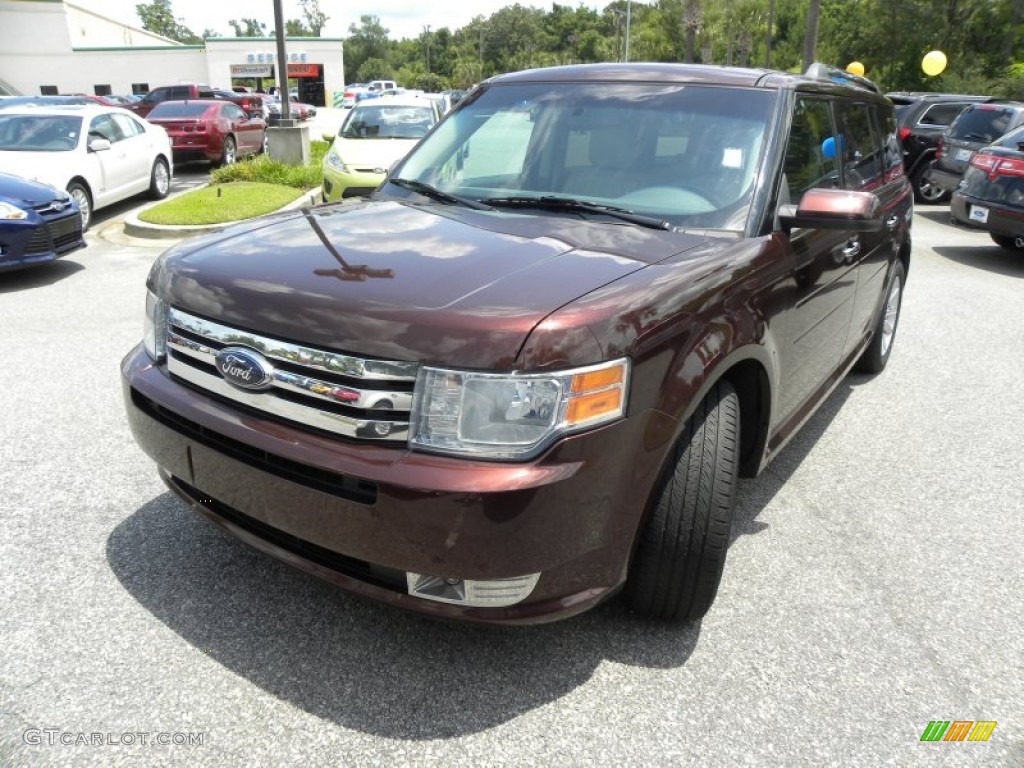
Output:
[952,106,1020,143]
[149,102,212,118]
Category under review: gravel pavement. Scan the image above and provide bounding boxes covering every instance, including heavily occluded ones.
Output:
[0,202,1021,766]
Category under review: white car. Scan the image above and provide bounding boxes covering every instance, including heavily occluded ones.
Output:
[0,104,172,229]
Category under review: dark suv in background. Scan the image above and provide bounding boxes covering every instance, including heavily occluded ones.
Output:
[888,92,991,202]
[925,101,1024,197]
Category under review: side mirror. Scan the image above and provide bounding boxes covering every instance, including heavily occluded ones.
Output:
[88,137,111,152]
[322,132,335,143]
[779,188,883,233]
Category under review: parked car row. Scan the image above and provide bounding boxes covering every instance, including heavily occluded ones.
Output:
[889,90,1024,252]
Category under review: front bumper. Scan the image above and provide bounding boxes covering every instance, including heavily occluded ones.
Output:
[321,164,384,202]
[0,212,85,272]
[950,191,1024,237]
[122,345,667,624]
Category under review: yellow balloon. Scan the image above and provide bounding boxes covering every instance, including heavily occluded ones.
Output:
[922,50,947,77]
[846,61,865,77]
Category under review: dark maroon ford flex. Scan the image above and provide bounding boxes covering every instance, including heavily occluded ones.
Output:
[123,63,912,624]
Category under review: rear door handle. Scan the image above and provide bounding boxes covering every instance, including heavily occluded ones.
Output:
[886,215,899,231]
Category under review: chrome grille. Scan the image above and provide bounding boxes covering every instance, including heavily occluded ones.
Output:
[166,308,418,442]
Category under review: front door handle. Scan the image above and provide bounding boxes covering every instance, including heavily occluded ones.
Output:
[886,214,899,231]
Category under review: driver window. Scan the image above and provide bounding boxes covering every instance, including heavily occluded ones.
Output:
[88,114,121,143]
[782,97,838,201]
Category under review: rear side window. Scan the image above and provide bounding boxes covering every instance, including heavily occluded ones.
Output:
[169,86,191,100]
[918,102,966,127]
[951,106,1017,143]
[877,107,903,173]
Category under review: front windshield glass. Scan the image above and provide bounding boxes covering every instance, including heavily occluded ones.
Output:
[0,114,83,151]
[341,104,436,140]
[394,82,776,231]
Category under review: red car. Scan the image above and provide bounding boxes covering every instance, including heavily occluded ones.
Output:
[145,99,267,166]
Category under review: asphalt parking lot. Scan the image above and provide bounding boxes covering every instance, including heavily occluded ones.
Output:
[0,200,1021,766]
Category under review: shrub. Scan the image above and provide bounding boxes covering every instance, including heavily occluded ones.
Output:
[210,140,330,189]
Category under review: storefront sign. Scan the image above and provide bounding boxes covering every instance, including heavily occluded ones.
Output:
[231,64,272,77]
[287,63,318,77]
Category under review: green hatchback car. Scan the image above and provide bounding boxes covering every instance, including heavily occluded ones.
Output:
[322,95,442,201]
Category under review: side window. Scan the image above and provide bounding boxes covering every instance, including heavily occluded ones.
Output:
[111,113,144,138]
[88,114,122,143]
[877,107,902,174]
[835,101,883,190]
[143,88,165,105]
[170,86,190,100]
[222,103,245,121]
[782,96,838,200]
[919,103,966,127]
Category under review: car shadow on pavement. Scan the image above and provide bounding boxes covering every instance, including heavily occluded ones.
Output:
[730,380,855,545]
[933,245,1024,278]
[106,494,700,739]
[0,258,84,293]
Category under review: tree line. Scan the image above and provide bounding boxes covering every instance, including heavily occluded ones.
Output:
[138,0,1024,97]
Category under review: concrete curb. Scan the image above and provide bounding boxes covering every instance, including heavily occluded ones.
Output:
[124,186,323,239]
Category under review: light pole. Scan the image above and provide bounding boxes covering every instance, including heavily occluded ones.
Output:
[424,24,431,74]
[625,0,631,62]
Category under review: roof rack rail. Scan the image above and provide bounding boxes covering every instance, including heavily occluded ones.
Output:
[805,62,880,94]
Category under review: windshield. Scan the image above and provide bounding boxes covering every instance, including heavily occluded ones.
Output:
[392,82,775,231]
[341,104,436,140]
[0,114,83,151]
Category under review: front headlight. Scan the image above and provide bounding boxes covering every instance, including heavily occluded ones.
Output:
[143,290,169,361]
[409,358,629,460]
[325,149,349,173]
[0,202,28,220]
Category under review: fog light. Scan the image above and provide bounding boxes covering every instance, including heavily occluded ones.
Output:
[407,572,540,607]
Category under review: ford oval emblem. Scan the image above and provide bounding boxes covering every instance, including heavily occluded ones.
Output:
[214,347,274,391]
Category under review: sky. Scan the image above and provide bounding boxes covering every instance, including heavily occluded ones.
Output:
[72,0,610,42]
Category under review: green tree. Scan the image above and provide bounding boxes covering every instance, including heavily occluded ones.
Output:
[300,0,329,36]
[228,18,267,37]
[345,16,393,82]
[136,0,202,44]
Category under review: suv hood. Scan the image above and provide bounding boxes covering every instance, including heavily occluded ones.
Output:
[154,200,708,368]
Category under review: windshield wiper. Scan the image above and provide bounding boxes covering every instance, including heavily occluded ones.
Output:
[961,132,991,142]
[389,178,493,210]
[481,195,671,230]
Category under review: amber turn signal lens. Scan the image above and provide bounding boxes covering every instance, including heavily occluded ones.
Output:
[566,389,624,426]
[570,365,625,393]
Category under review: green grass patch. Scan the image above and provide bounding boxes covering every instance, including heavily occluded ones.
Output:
[210,140,330,188]
[139,182,305,225]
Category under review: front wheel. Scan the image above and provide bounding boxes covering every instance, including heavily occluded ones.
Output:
[67,182,92,231]
[625,380,739,622]
[990,233,1024,252]
[855,259,905,374]
[148,158,170,199]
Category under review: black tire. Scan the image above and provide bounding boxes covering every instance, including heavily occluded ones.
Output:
[911,164,949,204]
[855,259,905,374]
[626,380,739,622]
[990,233,1024,252]
[218,135,237,166]
[148,158,170,199]
[67,181,92,231]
